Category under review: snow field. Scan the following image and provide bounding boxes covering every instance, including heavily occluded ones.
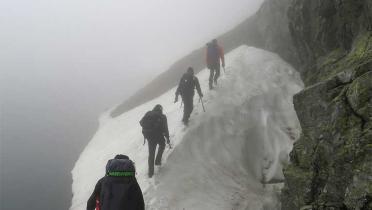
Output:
[71,46,303,210]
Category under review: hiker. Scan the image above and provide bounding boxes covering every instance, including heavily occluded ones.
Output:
[174,67,203,125]
[206,39,225,89]
[140,104,170,178]
[87,154,144,210]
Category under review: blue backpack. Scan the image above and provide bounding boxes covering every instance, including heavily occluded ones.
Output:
[100,159,137,210]
[207,43,220,64]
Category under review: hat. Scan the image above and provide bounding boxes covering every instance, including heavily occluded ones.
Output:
[187,67,194,74]
[153,104,163,112]
[114,154,129,160]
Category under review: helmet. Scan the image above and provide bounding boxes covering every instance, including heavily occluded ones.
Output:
[187,67,194,75]
[114,154,129,160]
[153,104,163,113]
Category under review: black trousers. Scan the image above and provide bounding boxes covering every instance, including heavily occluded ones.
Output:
[208,63,221,88]
[181,94,194,123]
[147,136,165,176]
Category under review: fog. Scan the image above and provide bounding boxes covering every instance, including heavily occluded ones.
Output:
[0,0,263,209]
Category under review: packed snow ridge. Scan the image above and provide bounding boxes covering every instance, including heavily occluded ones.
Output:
[71,46,304,210]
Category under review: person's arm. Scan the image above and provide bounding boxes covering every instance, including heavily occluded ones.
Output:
[139,115,145,127]
[87,179,102,210]
[128,180,145,210]
[219,46,225,67]
[175,77,183,102]
[163,115,170,143]
[194,77,203,97]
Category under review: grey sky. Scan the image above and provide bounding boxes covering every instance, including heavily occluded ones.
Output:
[1,0,263,107]
[0,0,263,209]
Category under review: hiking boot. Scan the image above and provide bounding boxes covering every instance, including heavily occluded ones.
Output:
[208,81,213,89]
[148,172,154,178]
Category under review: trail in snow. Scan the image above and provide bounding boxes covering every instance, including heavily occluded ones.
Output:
[70,46,303,210]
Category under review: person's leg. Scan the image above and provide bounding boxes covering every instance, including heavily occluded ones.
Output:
[147,139,156,177]
[155,137,166,165]
[209,68,215,89]
[181,95,187,123]
[214,64,221,85]
[183,95,193,124]
[189,95,194,116]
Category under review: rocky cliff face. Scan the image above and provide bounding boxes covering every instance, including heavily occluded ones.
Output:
[281,0,372,209]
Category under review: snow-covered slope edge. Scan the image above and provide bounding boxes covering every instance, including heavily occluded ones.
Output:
[71,46,303,210]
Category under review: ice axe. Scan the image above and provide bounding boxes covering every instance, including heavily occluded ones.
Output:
[199,97,206,112]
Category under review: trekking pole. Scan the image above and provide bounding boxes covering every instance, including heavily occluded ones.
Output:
[167,138,172,149]
[199,97,206,112]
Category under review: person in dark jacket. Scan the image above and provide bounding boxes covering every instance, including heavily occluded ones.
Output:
[206,39,225,89]
[87,155,144,210]
[140,104,170,178]
[174,67,203,125]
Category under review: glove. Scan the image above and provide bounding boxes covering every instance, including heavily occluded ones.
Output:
[166,137,170,144]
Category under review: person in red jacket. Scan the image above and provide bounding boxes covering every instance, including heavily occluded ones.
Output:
[206,39,225,89]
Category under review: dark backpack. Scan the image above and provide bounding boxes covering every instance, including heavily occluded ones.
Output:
[178,74,195,95]
[100,159,136,210]
[139,111,162,137]
[207,44,220,64]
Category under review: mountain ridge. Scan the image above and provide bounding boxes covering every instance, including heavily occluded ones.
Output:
[111,0,295,117]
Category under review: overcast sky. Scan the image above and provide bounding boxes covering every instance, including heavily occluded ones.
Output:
[1,0,264,108]
[0,0,264,209]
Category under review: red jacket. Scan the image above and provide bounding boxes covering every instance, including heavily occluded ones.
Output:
[206,44,225,66]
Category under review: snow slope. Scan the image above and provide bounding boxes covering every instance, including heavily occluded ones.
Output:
[71,46,303,210]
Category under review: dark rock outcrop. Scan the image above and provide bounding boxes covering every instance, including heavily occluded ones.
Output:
[281,0,372,209]
[111,0,295,117]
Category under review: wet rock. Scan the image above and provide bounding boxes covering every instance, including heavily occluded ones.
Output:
[282,0,372,209]
[346,71,372,122]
